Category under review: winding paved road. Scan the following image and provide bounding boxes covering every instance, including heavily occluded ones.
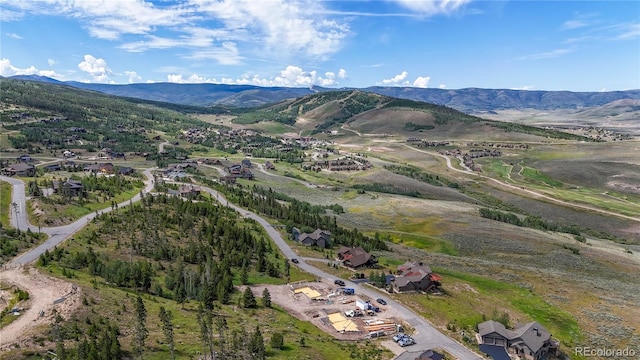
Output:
[1,168,482,359]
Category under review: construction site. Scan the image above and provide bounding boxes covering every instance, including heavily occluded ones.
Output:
[249,278,407,342]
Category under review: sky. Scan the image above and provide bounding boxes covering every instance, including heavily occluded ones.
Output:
[1,0,639,91]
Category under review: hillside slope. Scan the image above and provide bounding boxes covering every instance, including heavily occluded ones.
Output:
[10,75,640,112]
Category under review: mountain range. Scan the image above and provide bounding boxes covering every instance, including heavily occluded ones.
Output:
[7,75,640,113]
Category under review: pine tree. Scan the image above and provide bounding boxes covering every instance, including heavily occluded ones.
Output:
[249,325,265,360]
[159,306,175,360]
[243,287,257,308]
[240,263,249,285]
[262,288,271,308]
[270,332,284,350]
[133,295,148,359]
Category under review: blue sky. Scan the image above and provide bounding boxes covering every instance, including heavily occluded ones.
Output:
[1,0,638,91]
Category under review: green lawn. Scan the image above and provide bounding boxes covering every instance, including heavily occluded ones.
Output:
[520,166,565,188]
[396,268,582,347]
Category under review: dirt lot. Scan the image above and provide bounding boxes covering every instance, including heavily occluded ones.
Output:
[0,267,81,351]
[249,278,405,342]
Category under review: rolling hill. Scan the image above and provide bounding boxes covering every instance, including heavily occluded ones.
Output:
[9,75,640,113]
[234,90,597,142]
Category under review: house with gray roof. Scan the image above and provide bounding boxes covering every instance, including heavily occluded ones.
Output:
[298,229,331,248]
[1,163,35,177]
[477,320,558,360]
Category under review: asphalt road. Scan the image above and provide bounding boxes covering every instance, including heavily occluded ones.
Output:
[2,170,482,359]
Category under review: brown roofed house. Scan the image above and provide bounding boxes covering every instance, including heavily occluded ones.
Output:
[337,246,377,269]
[392,261,441,293]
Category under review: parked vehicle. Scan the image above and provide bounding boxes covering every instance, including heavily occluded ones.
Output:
[376,298,387,305]
[334,279,345,286]
[393,334,408,342]
[342,288,355,295]
[398,337,416,347]
[367,330,385,339]
[291,258,299,264]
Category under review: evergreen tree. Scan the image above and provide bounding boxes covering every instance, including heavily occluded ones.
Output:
[249,325,265,360]
[133,295,148,359]
[270,332,284,350]
[240,263,249,285]
[55,341,67,360]
[262,288,271,308]
[159,306,175,360]
[243,287,257,308]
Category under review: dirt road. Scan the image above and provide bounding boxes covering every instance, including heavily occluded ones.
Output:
[0,267,81,349]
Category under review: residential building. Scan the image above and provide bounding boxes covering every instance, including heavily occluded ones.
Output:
[392,261,442,293]
[118,167,135,175]
[478,320,558,360]
[298,229,331,248]
[52,179,84,196]
[16,154,33,163]
[2,163,35,177]
[84,163,114,174]
[337,246,377,269]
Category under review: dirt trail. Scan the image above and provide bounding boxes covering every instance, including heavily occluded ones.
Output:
[0,267,81,349]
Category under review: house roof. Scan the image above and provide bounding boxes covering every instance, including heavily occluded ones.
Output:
[511,322,550,354]
[415,350,444,360]
[478,320,514,339]
[7,163,34,171]
[299,229,331,241]
[345,252,372,268]
[478,320,551,355]
[398,261,432,274]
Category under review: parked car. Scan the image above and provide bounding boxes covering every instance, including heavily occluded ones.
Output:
[398,337,416,347]
[334,279,345,286]
[291,258,299,264]
[376,298,387,305]
[392,334,408,342]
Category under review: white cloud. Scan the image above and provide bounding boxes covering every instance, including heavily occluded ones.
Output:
[4,0,194,40]
[511,85,535,90]
[561,20,589,30]
[438,84,446,89]
[6,32,23,39]
[186,42,244,65]
[78,54,113,83]
[167,74,217,84]
[615,23,640,40]
[0,58,63,79]
[338,68,347,79]
[125,71,142,83]
[166,65,347,87]
[192,0,349,59]
[517,48,572,61]
[3,0,351,66]
[380,71,409,86]
[391,0,471,16]
[413,76,430,88]
[48,59,57,66]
